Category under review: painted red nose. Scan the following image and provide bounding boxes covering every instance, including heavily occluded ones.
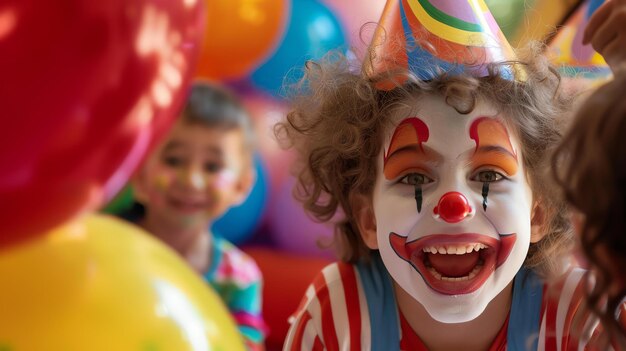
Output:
[433,191,472,223]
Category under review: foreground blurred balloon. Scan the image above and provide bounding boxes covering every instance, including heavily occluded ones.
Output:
[196,0,289,80]
[0,214,245,351]
[0,0,205,247]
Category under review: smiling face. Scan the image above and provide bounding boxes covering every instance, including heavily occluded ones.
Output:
[369,94,534,323]
[134,119,252,230]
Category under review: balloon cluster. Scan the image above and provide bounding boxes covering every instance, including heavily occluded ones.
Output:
[101,0,386,259]
[193,0,385,257]
[3,0,613,349]
[1,0,202,247]
[195,0,385,97]
[1,0,245,349]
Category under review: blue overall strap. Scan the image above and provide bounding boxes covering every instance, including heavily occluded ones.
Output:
[356,253,401,351]
[507,268,544,351]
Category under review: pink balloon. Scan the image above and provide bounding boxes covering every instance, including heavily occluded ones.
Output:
[0,0,204,247]
[321,0,386,54]
[242,90,295,190]
[268,176,335,259]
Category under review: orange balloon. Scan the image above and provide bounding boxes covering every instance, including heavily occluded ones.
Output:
[196,0,288,80]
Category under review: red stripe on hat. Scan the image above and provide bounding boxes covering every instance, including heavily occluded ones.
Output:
[367,0,410,88]
[338,263,362,351]
[400,0,487,64]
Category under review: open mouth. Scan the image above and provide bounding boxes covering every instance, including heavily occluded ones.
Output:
[390,232,516,295]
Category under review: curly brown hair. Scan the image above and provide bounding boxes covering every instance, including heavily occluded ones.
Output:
[553,73,626,348]
[276,43,575,277]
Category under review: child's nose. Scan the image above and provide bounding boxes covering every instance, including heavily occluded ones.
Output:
[181,167,207,190]
[433,191,473,223]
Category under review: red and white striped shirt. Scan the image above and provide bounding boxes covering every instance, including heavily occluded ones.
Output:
[284,257,620,351]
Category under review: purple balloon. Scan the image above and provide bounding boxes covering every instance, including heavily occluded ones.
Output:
[268,177,335,259]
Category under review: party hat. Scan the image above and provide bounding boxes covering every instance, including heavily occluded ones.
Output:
[366,0,521,84]
[548,0,611,83]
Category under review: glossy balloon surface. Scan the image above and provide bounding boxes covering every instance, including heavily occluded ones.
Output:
[0,214,245,351]
[0,0,205,247]
[196,0,288,80]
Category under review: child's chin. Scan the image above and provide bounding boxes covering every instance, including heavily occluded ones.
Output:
[420,292,490,324]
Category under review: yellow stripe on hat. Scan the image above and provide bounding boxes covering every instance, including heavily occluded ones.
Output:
[406,0,493,46]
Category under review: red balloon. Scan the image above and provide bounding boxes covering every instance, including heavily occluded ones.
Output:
[0,0,205,247]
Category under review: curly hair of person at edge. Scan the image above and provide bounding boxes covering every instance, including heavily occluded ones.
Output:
[275,41,575,279]
[553,72,626,349]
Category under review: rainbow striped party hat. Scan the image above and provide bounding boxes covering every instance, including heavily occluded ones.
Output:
[366,0,520,84]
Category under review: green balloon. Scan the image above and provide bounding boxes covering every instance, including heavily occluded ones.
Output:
[485,0,534,41]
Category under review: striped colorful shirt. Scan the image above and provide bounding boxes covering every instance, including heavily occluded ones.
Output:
[204,236,267,351]
[284,253,617,351]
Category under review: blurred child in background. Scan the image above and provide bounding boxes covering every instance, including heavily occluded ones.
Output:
[552,0,626,348]
[554,71,626,351]
[125,82,267,350]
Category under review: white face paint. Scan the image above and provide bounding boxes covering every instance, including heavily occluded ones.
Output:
[373,94,533,323]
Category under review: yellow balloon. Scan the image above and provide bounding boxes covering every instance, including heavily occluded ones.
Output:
[0,214,246,351]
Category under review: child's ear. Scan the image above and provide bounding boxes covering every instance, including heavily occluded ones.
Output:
[351,193,378,249]
[232,166,256,206]
[530,201,546,243]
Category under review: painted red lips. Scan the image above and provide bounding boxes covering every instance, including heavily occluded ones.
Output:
[389,232,516,295]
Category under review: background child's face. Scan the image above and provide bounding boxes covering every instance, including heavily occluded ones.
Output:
[365,94,534,323]
[134,119,252,229]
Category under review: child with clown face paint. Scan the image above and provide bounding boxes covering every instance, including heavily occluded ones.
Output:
[279,0,610,350]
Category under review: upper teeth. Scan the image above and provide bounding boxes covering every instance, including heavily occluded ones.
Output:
[422,243,487,255]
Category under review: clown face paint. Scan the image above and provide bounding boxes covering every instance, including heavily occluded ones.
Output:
[134,119,249,230]
[374,94,533,323]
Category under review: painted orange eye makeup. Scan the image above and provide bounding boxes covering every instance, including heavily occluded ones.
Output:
[469,117,518,176]
[470,147,518,176]
[384,149,434,180]
[383,117,431,180]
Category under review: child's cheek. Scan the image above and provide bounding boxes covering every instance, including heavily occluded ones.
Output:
[213,170,237,189]
[146,171,174,206]
[198,170,237,203]
[154,173,172,192]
